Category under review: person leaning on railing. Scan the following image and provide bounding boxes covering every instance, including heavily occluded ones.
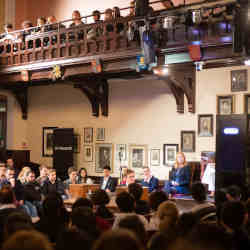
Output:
[113,7,125,35]
[69,10,85,41]
[34,17,47,48]
[104,9,114,34]
[87,10,103,40]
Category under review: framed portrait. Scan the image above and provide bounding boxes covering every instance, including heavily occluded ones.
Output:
[95,143,114,173]
[231,69,247,92]
[198,114,213,137]
[84,127,93,143]
[83,145,93,162]
[129,144,148,169]
[116,144,127,161]
[163,144,179,165]
[42,127,57,157]
[181,131,195,152]
[217,95,235,115]
[73,135,80,153]
[150,149,160,166]
[244,94,250,114]
[96,128,105,141]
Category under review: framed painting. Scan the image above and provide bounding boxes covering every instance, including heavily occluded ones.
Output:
[73,134,80,153]
[129,144,148,169]
[163,144,179,165]
[83,145,93,162]
[181,131,195,152]
[217,95,235,115]
[198,114,213,137]
[116,144,127,161]
[231,69,247,92]
[95,143,114,173]
[42,127,57,157]
[84,127,93,143]
[96,128,105,141]
[150,148,160,166]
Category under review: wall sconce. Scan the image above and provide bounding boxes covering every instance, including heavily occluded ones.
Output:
[194,61,204,71]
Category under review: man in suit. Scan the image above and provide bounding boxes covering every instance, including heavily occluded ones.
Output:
[141,167,159,192]
[100,166,116,192]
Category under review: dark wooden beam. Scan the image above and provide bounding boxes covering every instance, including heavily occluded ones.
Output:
[11,87,28,120]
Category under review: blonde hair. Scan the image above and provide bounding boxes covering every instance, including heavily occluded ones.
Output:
[157,201,179,233]
[175,152,187,168]
[17,167,31,184]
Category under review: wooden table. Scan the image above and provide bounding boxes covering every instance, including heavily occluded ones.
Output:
[69,184,100,199]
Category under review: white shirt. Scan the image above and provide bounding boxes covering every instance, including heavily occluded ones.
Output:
[101,176,110,190]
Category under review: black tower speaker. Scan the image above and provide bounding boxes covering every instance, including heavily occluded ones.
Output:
[216,114,250,194]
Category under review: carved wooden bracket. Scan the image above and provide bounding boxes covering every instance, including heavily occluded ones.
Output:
[74,78,109,117]
[11,87,28,120]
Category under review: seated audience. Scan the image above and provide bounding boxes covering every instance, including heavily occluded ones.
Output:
[42,169,66,199]
[2,230,52,250]
[6,158,14,169]
[0,164,7,187]
[141,166,159,192]
[35,192,69,242]
[163,152,191,196]
[148,191,168,230]
[118,215,147,244]
[191,182,216,222]
[91,189,113,219]
[17,166,31,184]
[226,185,242,201]
[36,165,48,187]
[128,183,150,215]
[64,167,78,197]
[126,169,136,186]
[100,166,116,192]
[113,191,148,230]
[77,167,93,184]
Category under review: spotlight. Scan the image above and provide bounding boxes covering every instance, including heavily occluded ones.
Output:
[152,65,169,77]
[244,59,250,66]
[194,61,204,71]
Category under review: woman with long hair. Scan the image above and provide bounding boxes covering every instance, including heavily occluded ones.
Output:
[163,152,191,196]
[77,168,93,184]
[17,166,31,184]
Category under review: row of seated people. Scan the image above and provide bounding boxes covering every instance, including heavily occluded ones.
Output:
[0,178,249,250]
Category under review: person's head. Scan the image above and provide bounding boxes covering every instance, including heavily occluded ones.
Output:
[79,168,88,178]
[226,185,242,201]
[91,189,110,206]
[22,20,33,29]
[221,201,248,231]
[126,169,135,185]
[72,10,81,22]
[113,7,121,19]
[191,182,207,203]
[92,10,101,22]
[68,167,77,182]
[0,185,15,204]
[6,158,14,168]
[157,201,179,233]
[26,171,36,183]
[175,152,187,167]
[39,165,48,177]
[48,169,56,183]
[18,166,31,182]
[0,164,6,178]
[4,23,13,33]
[104,9,113,21]
[129,1,135,15]
[47,16,57,24]
[93,229,143,250]
[37,17,46,27]
[143,167,151,179]
[6,167,15,181]
[149,191,168,211]
[103,166,111,178]
[2,230,52,250]
[72,197,93,211]
[118,215,146,244]
[116,191,135,213]
[128,183,143,201]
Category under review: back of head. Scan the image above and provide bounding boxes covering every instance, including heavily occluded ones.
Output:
[72,198,93,211]
[91,189,110,206]
[148,232,170,250]
[149,191,168,211]
[128,183,143,201]
[221,201,247,230]
[226,185,242,201]
[177,212,197,237]
[93,229,143,250]
[157,201,179,233]
[0,185,15,204]
[116,191,135,213]
[118,215,146,244]
[191,182,207,203]
[2,230,52,250]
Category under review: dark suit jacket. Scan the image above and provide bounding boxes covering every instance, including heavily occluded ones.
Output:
[170,165,191,187]
[100,176,116,192]
[141,176,159,192]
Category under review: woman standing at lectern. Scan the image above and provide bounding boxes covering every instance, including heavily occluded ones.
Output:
[163,152,191,196]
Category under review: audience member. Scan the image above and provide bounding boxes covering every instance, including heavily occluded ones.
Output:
[77,168,93,184]
[226,185,242,201]
[87,10,103,40]
[176,212,197,237]
[64,167,78,197]
[36,165,48,187]
[126,169,136,186]
[70,10,84,27]
[100,166,116,192]
[128,183,150,215]
[0,164,7,187]
[148,232,172,250]
[17,166,31,184]
[35,17,47,33]
[91,189,113,219]
[141,167,159,192]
